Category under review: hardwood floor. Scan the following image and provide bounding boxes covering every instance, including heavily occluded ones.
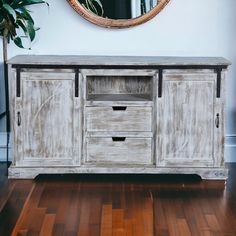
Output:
[0,163,236,236]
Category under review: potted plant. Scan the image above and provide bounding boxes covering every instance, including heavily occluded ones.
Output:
[0,0,48,166]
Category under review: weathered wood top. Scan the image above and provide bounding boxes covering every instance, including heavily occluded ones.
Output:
[7,55,231,68]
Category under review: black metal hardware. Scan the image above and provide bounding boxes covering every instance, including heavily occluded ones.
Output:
[11,64,228,70]
[11,64,226,100]
[158,69,163,97]
[75,69,79,97]
[112,106,127,111]
[215,113,219,128]
[17,112,21,126]
[216,68,222,98]
[112,137,126,142]
[16,67,21,97]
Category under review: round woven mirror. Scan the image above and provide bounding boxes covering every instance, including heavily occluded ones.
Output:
[67,0,170,28]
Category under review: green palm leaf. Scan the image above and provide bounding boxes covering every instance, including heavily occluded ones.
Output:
[0,0,48,48]
[2,4,17,21]
[16,6,35,24]
[13,36,24,48]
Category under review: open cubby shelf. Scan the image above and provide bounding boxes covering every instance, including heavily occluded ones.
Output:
[86,75,153,102]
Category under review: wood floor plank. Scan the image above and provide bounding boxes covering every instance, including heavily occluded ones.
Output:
[205,214,221,232]
[64,183,81,235]
[0,179,34,235]
[207,192,236,233]
[100,204,112,236]
[182,200,200,236]
[124,219,133,236]
[21,208,46,236]
[11,183,43,236]
[16,229,28,236]
[77,191,91,236]
[0,182,16,212]
[132,192,145,236]
[89,192,102,224]
[52,224,65,236]
[177,219,192,236]
[112,209,124,231]
[186,194,210,235]
[142,196,153,236]
[39,214,56,236]
[54,187,72,225]
[154,197,168,235]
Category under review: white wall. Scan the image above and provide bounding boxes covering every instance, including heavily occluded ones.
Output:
[1,0,236,161]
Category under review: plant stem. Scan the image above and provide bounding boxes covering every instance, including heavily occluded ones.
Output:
[3,31,8,63]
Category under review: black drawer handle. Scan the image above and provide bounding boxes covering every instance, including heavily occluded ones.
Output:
[17,112,21,126]
[215,113,219,128]
[112,106,127,111]
[112,137,126,142]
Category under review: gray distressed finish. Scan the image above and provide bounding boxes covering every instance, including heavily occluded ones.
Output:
[157,71,217,167]
[87,76,152,96]
[11,70,81,166]
[8,166,228,180]
[85,99,153,106]
[7,55,231,67]
[86,106,152,132]
[86,132,153,138]
[85,137,152,164]
[82,69,155,165]
[7,56,230,179]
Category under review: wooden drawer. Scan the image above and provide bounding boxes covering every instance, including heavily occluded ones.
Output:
[86,106,152,132]
[85,137,152,164]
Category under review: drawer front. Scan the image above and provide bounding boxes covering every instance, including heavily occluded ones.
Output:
[86,137,152,164]
[86,106,152,132]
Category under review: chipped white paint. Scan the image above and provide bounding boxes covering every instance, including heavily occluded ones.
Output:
[85,137,152,164]
[11,70,81,167]
[82,69,155,166]
[7,56,229,179]
[7,55,231,67]
[157,71,217,167]
[86,106,152,132]
[8,166,228,180]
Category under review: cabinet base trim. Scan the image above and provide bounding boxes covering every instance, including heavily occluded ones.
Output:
[8,165,228,180]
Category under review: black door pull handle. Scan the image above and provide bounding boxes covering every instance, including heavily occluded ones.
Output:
[112,137,126,142]
[215,113,219,128]
[112,106,127,111]
[17,112,21,126]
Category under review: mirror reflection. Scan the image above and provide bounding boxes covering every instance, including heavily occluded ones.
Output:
[78,0,160,19]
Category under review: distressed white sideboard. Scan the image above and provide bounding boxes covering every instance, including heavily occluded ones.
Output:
[7,56,231,179]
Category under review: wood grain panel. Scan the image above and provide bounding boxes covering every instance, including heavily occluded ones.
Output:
[86,106,152,132]
[22,75,73,158]
[86,137,152,165]
[8,58,228,179]
[15,71,81,166]
[7,55,231,67]
[157,72,217,167]
[87,75,152,96]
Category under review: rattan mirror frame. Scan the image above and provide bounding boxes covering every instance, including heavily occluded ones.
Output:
[67,0,170,28]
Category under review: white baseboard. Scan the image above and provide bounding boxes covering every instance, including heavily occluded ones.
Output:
[0,132,236,162]
[0,132,11,162]
[225,135,236,163]
[0,149,7,162]
[0,132,7,147]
